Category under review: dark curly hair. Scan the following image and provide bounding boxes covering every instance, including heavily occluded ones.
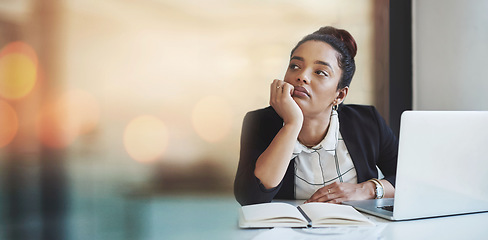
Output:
[290,26,357,90]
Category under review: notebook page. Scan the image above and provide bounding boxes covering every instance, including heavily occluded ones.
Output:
[299,202,374,225]
[241,202,306,222]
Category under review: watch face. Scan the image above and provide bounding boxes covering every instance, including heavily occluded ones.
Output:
[377,186,384,199]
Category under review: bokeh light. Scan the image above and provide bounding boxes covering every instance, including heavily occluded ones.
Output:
[192,95,233,143]
[0,42,38,100]
[0,100,18,148]
[36,89,100,149]
[124,115,169,163]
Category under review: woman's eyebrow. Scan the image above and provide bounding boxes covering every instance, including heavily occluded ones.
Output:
[290,56,305,62]
[314,60,334,73]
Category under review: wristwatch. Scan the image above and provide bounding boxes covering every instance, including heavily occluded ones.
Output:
[368,178,384,199]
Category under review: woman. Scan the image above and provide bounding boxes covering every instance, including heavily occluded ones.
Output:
[234,26,398,206]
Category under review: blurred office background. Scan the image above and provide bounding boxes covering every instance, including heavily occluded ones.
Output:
[0,0,486,239]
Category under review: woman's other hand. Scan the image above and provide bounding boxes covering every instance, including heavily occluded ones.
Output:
[305,182,376,204]
[270,79,303,127]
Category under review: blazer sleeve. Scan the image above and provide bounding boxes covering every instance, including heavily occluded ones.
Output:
[372,107,399,186]
[339,105,398,187]
[233,108,285,206]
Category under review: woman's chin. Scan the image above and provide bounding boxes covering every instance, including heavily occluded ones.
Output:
[292,98,307,110]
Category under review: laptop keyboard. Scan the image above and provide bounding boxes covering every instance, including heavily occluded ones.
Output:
[378,205,394,212]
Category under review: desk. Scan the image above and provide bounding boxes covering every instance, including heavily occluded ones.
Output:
[128,195,488,240]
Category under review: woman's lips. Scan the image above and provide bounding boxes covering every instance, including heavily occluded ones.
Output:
[292,86,310,98]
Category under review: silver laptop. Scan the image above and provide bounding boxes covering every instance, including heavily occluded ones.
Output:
[344,111,488,220]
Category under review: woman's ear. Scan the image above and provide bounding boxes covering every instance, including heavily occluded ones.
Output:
[335,86,349,104]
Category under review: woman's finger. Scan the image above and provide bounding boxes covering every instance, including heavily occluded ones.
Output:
[270,80,283,99]
[270,80,280,104]
[314,194,335,203]
[282,82,294,97]
[307,187,333,202]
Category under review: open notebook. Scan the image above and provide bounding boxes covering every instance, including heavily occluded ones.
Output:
[239,202,374,228]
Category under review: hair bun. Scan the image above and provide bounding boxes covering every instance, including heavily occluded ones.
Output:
[314,26,357,58]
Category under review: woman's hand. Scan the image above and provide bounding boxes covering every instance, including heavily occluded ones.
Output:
[270,79,303,126]
[305,182,376,204]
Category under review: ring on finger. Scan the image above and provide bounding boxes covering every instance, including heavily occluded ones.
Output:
[328,188,332,194]
[276,86,281,89]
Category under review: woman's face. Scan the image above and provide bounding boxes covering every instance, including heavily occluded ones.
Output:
[284,40,346,117]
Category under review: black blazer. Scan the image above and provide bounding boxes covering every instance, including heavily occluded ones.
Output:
[234,104,398,206]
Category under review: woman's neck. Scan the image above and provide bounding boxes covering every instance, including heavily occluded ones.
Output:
[298,111,332,148]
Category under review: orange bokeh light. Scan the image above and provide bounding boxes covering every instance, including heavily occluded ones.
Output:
[192,95,233,143]
[124,115,169,163]
[36,89,100,149]
[0,41,38,66]
[0,100,18,148]
[0,42,38,100]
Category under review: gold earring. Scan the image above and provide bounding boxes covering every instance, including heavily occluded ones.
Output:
[332,101,339,111]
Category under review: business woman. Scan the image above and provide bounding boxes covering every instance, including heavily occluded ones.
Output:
[234,26,398,206]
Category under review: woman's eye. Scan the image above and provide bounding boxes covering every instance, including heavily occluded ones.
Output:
[289,64,299,70]
[316,70,328,77]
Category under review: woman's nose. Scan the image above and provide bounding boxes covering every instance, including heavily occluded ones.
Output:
[297,72,310,84]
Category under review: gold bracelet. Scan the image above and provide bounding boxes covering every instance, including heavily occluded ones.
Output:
[371,178,384,189]
[367,178,385,199]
